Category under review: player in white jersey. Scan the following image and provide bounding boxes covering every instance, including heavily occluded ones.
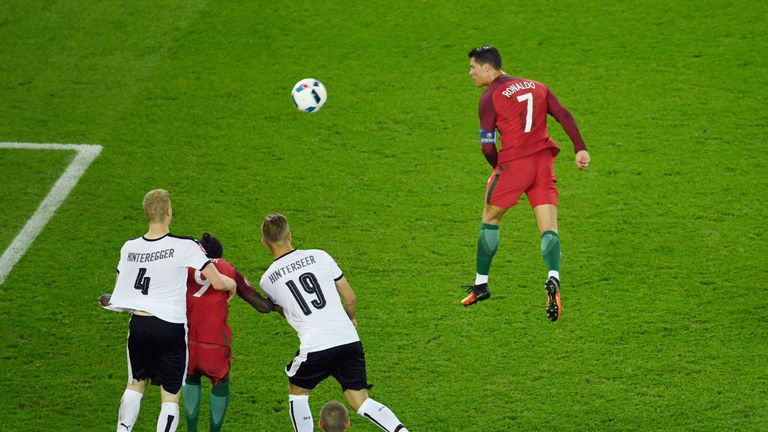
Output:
[259,213,408,432]
[99,189,235,432]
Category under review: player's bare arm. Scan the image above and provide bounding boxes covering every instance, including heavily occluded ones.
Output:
[201,264,236,293]
[243,291,274,312]
[235,272,274,313]
[546,90,590,169]
[335,276,357,326]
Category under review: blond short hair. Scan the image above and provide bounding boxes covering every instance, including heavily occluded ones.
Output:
[319,401,348,432]
[261,212,290,244]
[142,189,171,223]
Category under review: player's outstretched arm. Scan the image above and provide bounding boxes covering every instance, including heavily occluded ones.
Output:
[201,264,236,293]
[335,276,357,326]
[235,272,274,313]
[547,90,587,155]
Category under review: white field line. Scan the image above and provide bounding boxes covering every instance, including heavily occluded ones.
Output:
[0,142,103,285]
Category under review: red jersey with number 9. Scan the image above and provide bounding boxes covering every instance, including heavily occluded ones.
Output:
[479,75,559,164]
[186,258,237,346]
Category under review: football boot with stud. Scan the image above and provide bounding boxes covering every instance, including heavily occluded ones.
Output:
[545,276,561,321]
[461,283,491,306]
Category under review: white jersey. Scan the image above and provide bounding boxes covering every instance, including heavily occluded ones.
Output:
[107,234,210,324]
[260,249,359,353]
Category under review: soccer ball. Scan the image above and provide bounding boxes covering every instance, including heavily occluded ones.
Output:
[291,78,327,113]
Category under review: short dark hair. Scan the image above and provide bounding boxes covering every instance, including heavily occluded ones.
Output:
[469,46,502,70]
[200,232,223,258]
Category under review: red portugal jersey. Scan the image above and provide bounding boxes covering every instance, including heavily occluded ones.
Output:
[479,75,559,163]
[186,258,252,346]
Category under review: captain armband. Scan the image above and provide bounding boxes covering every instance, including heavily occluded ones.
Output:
[480,128,496,145]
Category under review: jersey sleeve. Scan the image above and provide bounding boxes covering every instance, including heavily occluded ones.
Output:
[116,243,127,275]
[181,240,211,271]
[546,89,587,153]
[258,277,276,303]
[478,90,497,146]
[235,271,258,299]
[322,251,344,281]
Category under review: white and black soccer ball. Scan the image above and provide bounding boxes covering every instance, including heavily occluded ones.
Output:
[291,78,327,113]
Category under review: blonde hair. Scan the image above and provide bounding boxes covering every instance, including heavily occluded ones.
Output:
[319,401,348,432]
[142,189,171,223]
[261,212,290,244]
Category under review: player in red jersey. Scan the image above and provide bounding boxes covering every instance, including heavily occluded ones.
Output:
[183,233,273,432]
[461,46,590,322]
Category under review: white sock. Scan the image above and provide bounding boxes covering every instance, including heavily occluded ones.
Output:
[475,274,488,285]
[157,402,179,432]
[117,389,143,431]
[357,398,408,432]
[548,270,560,281]
[288,394,313,432]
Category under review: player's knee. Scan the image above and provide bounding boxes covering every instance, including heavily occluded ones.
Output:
[160,386,182,403]
[288,381,311,396]
[212,379,230,397]
[126,379,147,393]
[482,205,507,225]
[343,389,368,411]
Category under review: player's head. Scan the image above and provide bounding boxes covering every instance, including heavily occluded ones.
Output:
[261,212,291,247]
[469,45,502,69]
[142,189,172,224]
[468,45,502,87]
[318,401,349,432]
[200,232,223,258]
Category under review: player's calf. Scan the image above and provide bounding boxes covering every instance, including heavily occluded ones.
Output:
[357,398,409,432]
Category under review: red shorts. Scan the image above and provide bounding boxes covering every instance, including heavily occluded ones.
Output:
[187,340,231,386]
[485,148,558,209]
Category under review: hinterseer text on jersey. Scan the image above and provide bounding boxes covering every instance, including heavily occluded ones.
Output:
[127,248,175,263]
[267,254,317,284]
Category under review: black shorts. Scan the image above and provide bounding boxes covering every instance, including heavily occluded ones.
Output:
[127,314,186,394]
[285,341,370,391]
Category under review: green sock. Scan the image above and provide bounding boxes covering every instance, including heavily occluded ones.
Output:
[476,223,500,277]
[210,380,230,432]
[540,230,561,273]
[183,377,201,432]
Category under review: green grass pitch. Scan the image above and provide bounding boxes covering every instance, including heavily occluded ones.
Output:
[1,1,766,430]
